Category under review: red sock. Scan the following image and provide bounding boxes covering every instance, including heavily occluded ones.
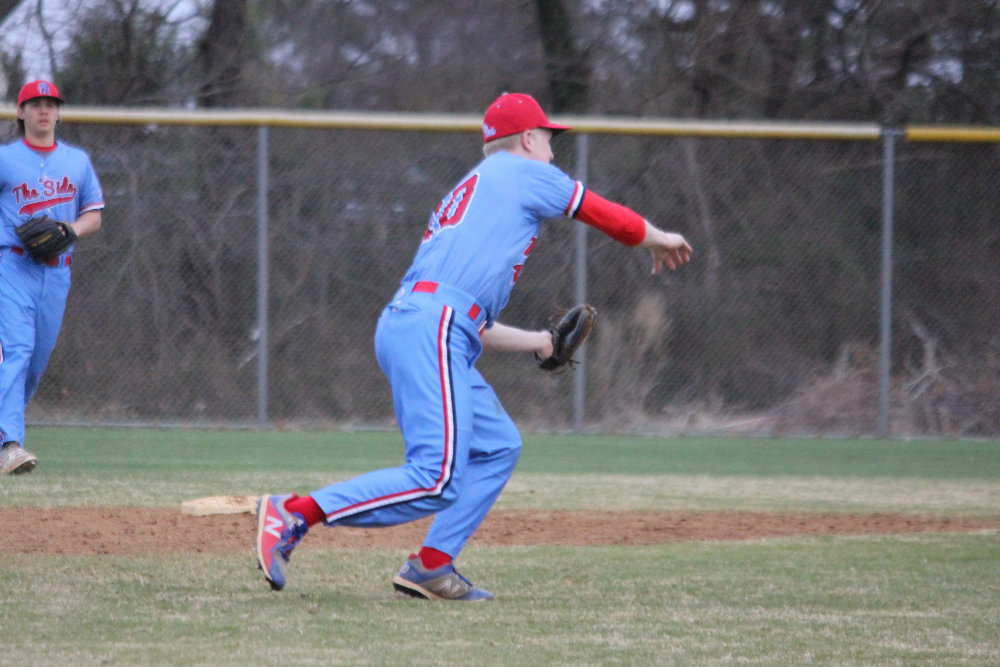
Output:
[418,546,452,570]
[284,494,325,527]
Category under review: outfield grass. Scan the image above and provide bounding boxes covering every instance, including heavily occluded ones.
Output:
[2,427,999,665]
[3,537,998,665]
[4,428,998,515]
[13,427,1000,478]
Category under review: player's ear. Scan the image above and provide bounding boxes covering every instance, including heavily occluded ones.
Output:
[519,129,533,152]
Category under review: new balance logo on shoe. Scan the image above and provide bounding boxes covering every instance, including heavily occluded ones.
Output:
[265,515,284,539]
[437,578,464,597]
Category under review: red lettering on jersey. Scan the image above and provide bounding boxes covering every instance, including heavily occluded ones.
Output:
[42,176,77,198]
[13,177,79,217]
[524,237,537,257]
[511,236,538,285]
[13,183,39,203]
[423,173,479,241]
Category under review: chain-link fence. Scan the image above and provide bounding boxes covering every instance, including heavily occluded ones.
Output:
[6,109,999,438]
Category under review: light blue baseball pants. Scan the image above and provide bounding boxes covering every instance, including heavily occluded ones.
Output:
[0,248,71,445]
[309,283,521,558]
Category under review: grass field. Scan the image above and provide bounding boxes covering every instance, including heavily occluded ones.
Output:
[2,427,999,665]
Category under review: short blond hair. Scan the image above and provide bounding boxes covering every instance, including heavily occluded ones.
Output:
[482,133,522,157]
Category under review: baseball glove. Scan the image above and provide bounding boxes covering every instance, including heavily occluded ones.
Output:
[537,304,597,373]
[15,215,77,263]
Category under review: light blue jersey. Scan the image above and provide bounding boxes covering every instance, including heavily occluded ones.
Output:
[0,139,104,249]
[403,151,583,325]
[0,139,104,446]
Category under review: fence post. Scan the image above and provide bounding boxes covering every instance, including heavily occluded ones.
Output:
[256,126,270,427]
[573,133,590,433]
[878,127,901,437]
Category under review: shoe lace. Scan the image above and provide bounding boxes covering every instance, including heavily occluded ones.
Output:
[277,518,308,559]
[448,566,475,589]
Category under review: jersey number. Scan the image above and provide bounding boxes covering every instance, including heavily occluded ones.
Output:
[512,237,537,284]
[423,174,479,241]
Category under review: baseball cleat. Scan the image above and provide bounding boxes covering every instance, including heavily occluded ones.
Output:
[0,442,37,475]
[255,494,309,591]
[392,555,494,601]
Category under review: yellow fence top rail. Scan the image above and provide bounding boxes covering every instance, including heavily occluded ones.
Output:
[0,105,882,140]
[905,125,1000,142]
[2,105,998,141]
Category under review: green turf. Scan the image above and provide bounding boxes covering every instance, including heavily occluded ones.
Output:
[17,426,1000,478]
[2,536,997,665]
[4,427,999,514]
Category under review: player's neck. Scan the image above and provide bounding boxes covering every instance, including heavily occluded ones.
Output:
[23,123,57,149]
[23,134,57,151]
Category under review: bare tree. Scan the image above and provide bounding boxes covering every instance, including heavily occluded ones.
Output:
[0,0,23,24]
[197,0,247,107]
[57,0,194,105]
[534,0,590,112]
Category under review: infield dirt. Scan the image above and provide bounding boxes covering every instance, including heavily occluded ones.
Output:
[5,508,999,555]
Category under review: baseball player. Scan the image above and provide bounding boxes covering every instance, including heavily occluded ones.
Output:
[256,92,691,600]
[0,80,104,475]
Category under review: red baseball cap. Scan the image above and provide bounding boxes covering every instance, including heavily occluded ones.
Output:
[17,80,64,106]
[482,93,570,143]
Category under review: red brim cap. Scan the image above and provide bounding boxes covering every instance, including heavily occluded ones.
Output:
[18,80,64,106]
[482,93,570,142]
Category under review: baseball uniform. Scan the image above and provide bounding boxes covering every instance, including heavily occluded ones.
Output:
[0,134,104,446]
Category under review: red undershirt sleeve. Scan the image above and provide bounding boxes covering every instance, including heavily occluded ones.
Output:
[568,188,647,246]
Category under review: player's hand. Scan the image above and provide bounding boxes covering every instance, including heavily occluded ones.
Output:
[645,229,692,274]
[537,329,554,360]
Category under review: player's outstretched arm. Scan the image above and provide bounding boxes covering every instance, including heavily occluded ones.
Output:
[641,221,692,274]
[481,322,553,358]
[571,191,691,273]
